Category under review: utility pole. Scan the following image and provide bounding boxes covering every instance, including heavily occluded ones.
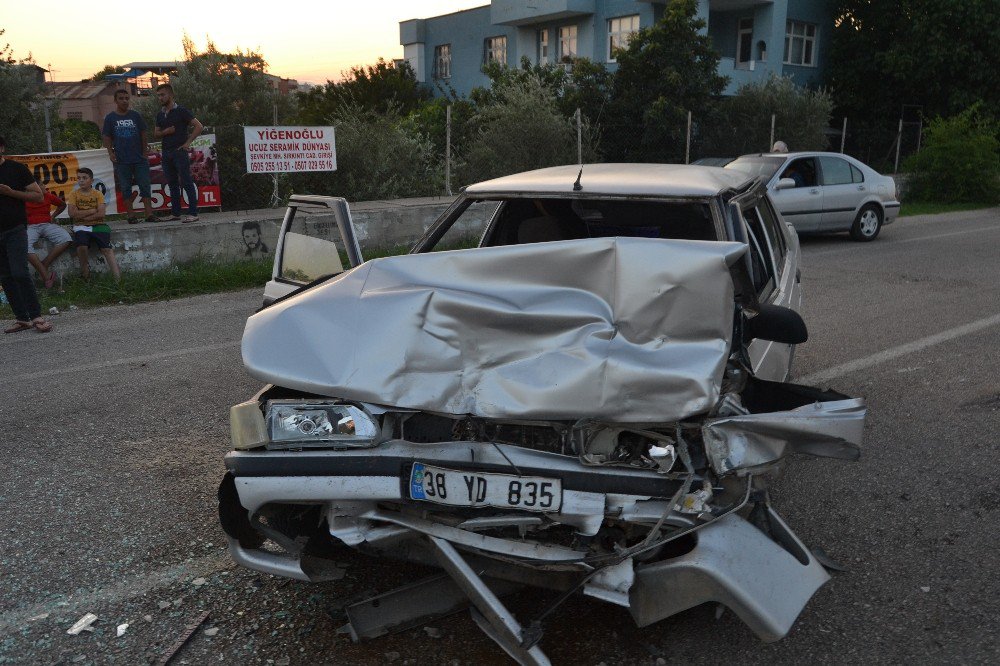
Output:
[445,104,452,195]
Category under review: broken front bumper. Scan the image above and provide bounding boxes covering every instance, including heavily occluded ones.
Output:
[222,439,832,644]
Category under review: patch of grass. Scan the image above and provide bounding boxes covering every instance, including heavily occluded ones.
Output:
[899,201,997,217]
[2,257,273,315]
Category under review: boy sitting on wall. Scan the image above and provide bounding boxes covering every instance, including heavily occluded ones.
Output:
[67,168,121,282]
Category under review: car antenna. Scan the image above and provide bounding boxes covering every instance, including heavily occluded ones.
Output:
[573,167,583,191]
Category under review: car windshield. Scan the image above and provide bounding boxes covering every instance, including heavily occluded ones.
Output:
[422,197,718,252]
[726,156,786,180]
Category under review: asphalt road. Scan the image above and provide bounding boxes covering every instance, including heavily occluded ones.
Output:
[2,207,999,665]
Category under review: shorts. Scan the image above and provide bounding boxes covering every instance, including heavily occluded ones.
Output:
[115,160,152,199]
[26,223,72,252]
[73,230,112,250]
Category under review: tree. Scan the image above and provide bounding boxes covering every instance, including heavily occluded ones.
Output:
[457,74,598,185]
[602,0,727,162]
[290,104,442,202]
[163,36,295,127]
[903,106,1000,203]
[829,1,1000,132]
[297,58,430,124]
[701,75,833,156]
[474,56,613,125]
[57,119,102,150]
[88,64,123,82]
[0,29,53,153]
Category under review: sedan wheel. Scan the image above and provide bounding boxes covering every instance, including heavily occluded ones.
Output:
[850,204,882,242]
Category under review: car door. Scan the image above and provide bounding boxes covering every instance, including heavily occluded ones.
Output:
[263,195,364,307]
[736,192,799,382]
[818,155,865,230]
[768,157,822,232]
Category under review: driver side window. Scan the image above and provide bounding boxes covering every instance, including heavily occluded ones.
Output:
[780,157,818,188]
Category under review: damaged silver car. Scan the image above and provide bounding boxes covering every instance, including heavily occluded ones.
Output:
[220,164,865,664]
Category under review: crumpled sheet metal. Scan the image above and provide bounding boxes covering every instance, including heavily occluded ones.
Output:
[243,237,747,422]
[702,398,866,475]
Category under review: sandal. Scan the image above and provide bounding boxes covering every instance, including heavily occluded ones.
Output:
[31,318,53,333]
[4,321,34,334]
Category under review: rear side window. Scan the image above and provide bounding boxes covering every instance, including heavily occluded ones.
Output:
[819,156,854,186]
[756,198,786,273]
[850,164,864,183]
[742,205,777,299]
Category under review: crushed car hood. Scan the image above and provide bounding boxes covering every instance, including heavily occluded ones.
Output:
[242,237,748,421]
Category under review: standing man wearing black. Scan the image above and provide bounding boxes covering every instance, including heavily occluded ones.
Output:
[0,135,52,333]
[154,83,204,223]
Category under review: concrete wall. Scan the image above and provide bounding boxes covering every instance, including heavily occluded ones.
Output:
[34,197,458,276]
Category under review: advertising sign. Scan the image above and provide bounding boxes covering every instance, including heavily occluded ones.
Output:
[244,126,336,174]
[12,135,222,216]
[11,149,116,218]
[136,134,221,214]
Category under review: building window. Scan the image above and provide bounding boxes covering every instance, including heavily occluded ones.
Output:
[784,20,817,66]
[483,35,507,67]
[538,29,550,64]
[736,17,754,66]
[434,44,451,79]
[558,25,578,62]
[607,15,639,62]
[67,111,83,120]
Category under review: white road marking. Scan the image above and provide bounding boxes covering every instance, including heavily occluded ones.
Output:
[799,312,1000,385]
[8,340,240,382]
[805,223,1000,258]
[0,553,231,634]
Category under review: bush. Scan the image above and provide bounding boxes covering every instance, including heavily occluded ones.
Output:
[903,106,1000,203]
[457,74,598,185]
[700,75,833,157]
[289,104,443,201]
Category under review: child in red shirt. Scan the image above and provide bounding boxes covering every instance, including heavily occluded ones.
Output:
[25,178,71,288]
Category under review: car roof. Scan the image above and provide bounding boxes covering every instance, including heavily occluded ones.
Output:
[737,151,857,160]
[464,163,754,198]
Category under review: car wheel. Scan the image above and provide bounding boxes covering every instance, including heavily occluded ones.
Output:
[850,204,882,242]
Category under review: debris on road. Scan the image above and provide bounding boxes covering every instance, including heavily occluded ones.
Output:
[423,627,442,638]
[67,613,98,635]
[921,586,931,593]
[157,610,209,665]
[117,623,129,637]
[28,613,49,621]
[192,577,207,587]
[204,627,219,637]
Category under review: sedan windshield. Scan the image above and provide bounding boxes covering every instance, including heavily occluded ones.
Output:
[726,156,786,181]
[421,197,719,252]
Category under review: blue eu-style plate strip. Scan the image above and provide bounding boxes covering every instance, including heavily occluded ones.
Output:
[410,463,427,499]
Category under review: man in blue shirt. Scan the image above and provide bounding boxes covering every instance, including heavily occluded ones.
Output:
[103,89,155,224]
[154,83,204,223]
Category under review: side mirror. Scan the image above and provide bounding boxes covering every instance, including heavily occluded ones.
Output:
[745,304,808,344]
[774,178,797,191]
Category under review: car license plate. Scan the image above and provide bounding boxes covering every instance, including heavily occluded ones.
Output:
[409,463,562,512]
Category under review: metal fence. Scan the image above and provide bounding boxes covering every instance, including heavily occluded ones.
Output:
[209,110,921,213]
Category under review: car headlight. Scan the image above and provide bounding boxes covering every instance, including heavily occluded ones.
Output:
[265,400,380,449]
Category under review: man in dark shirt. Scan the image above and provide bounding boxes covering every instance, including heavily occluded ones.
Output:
[0,135,52,333]
[154,83,204,223]
[103,89,156,224]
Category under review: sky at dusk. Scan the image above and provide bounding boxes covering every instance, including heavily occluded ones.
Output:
[2,1,486,85]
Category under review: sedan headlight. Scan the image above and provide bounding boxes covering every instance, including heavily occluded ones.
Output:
[265,400,380,449]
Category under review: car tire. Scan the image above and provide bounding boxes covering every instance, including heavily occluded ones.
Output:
[850,204,882,242]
